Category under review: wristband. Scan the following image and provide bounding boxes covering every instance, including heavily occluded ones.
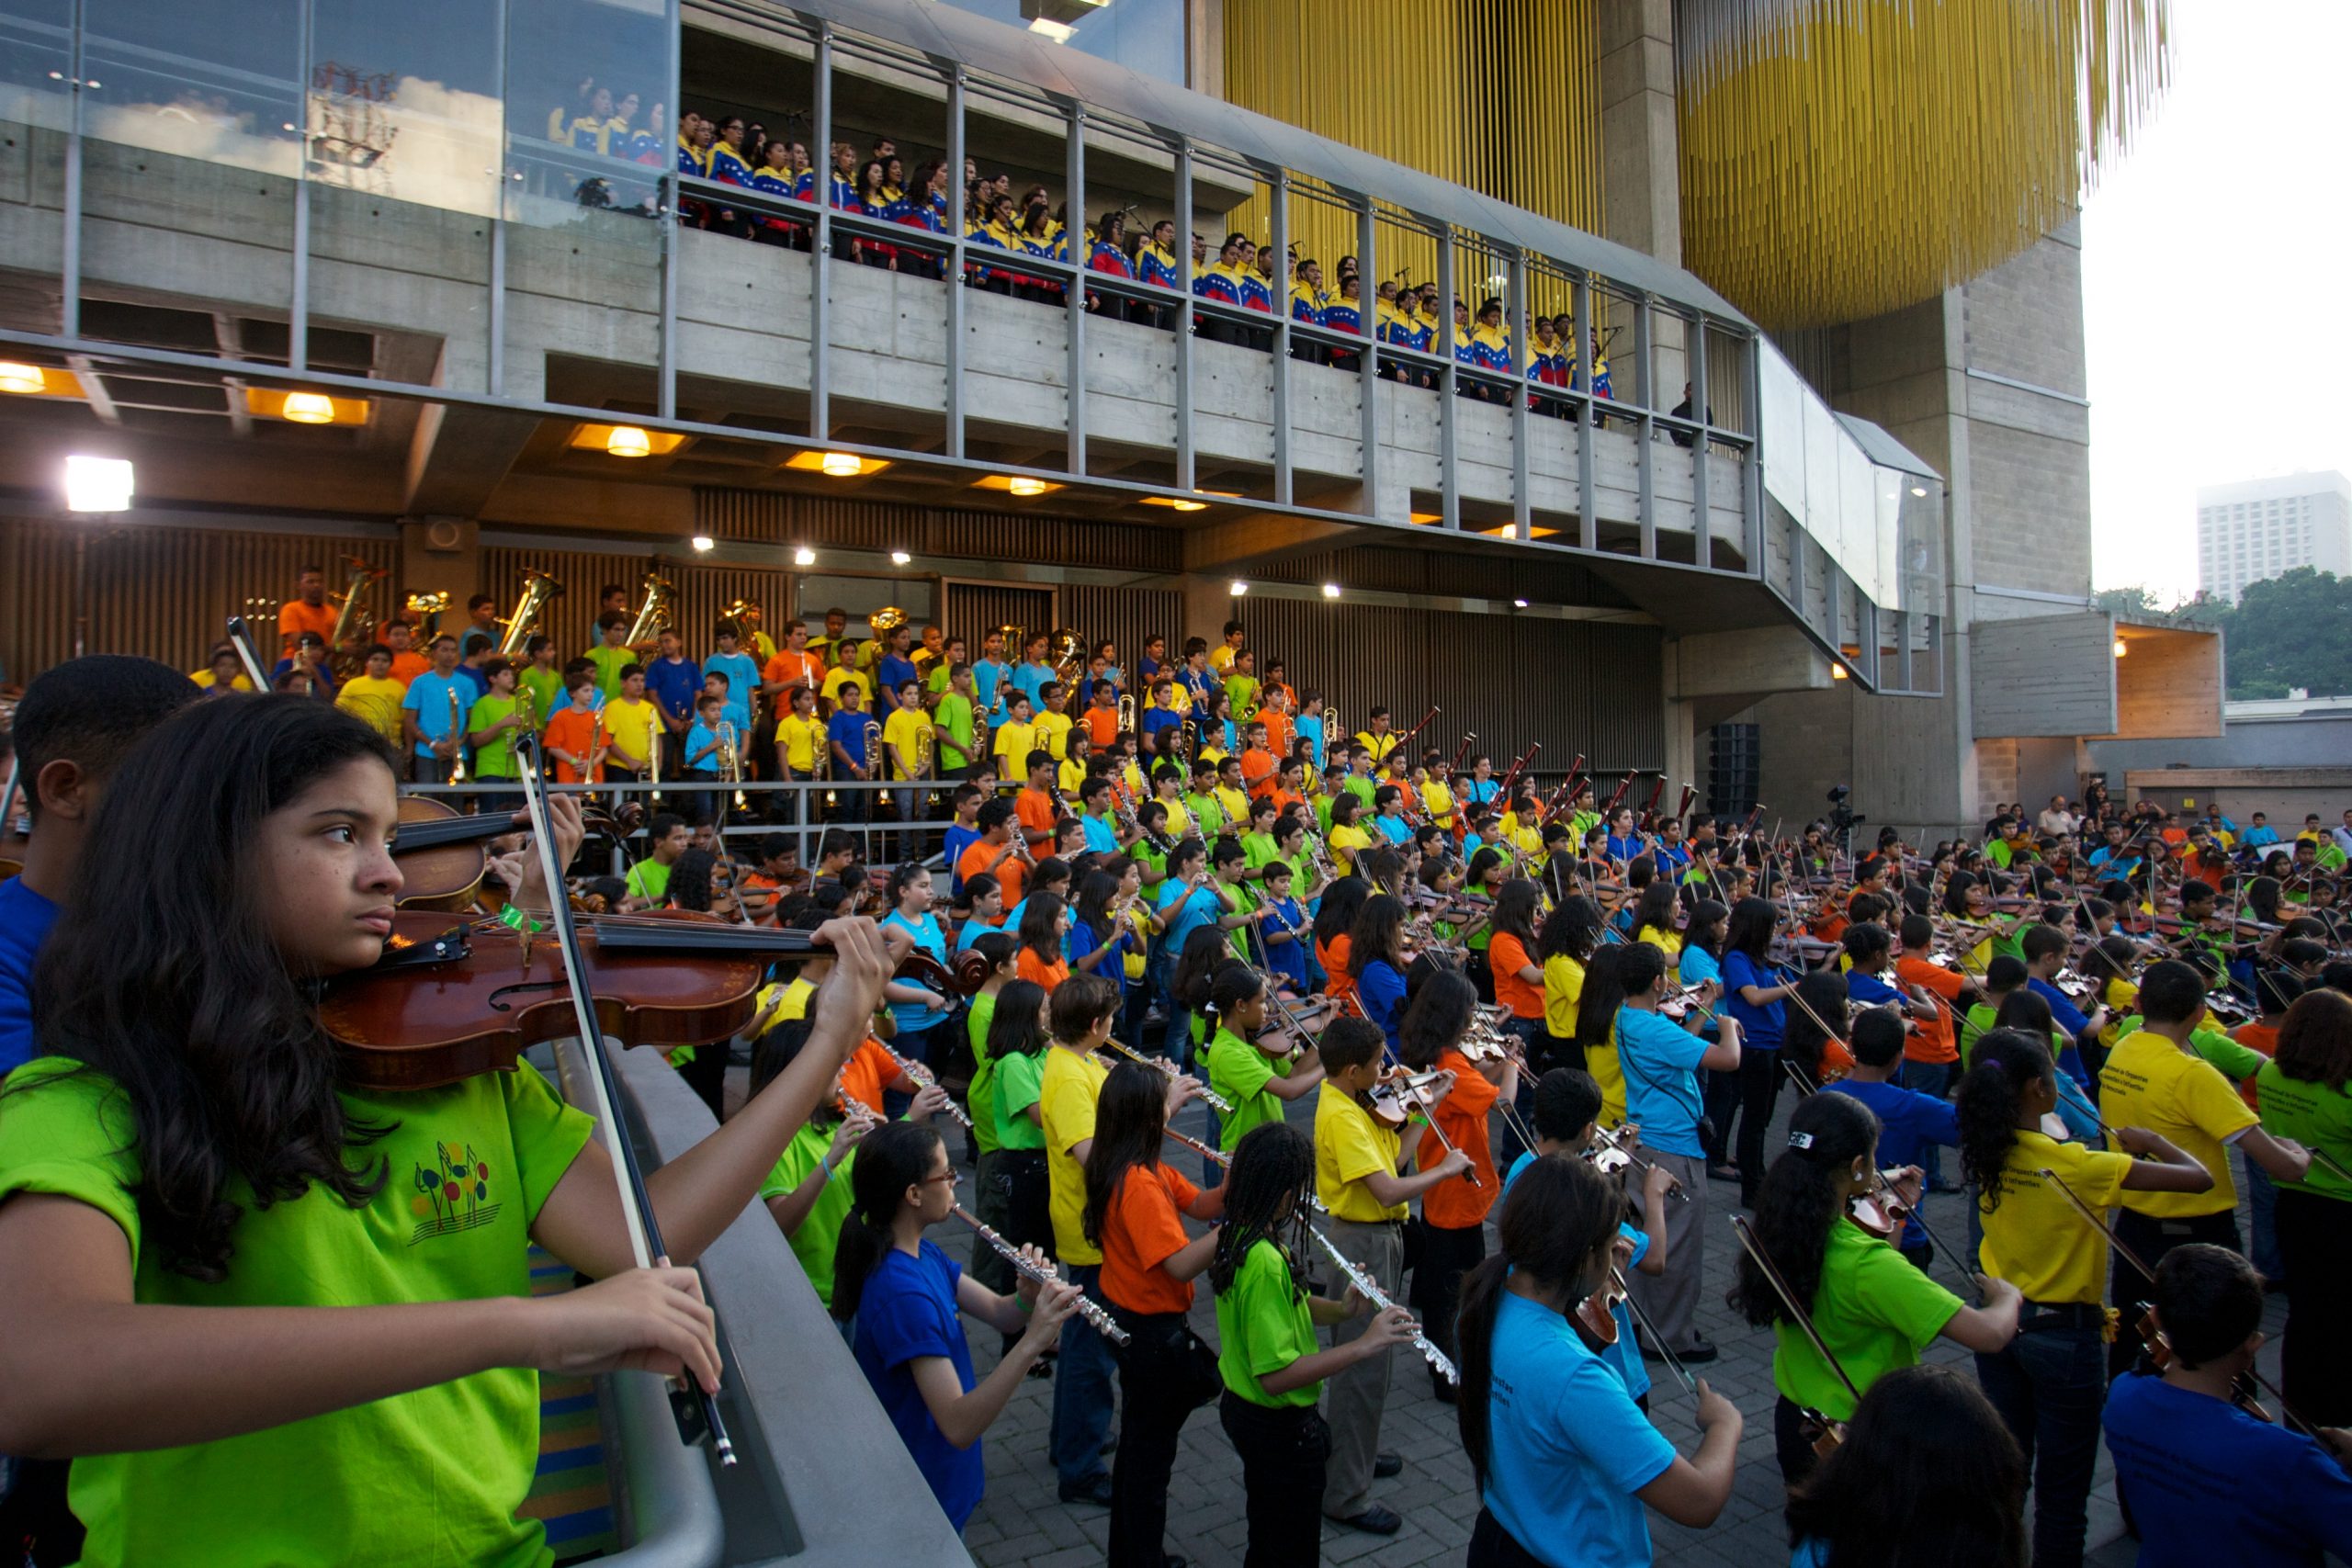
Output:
[498,904,547,935]
[820,1153,839,1181]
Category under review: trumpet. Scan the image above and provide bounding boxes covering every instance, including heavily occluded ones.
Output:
[496,569,563,659]
[1101,1035,1235,1114]
[446,688,468,784]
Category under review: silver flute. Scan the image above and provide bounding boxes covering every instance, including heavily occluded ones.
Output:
[949,1204,1130,1345]
[1306,1222,1459,1385]
[1102,1035,1236,1114]
[881,1042,974,1132]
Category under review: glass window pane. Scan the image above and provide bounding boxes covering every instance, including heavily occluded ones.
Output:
[81,0,302,177]
[0,0,73,133]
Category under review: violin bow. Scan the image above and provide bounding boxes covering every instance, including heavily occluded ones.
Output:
[1609,1263,1697,1399]
[514,732,737,1466]
[224,615,273,690]
[1731,1213,1863,1408]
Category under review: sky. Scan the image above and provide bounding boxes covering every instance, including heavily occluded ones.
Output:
[2079,0,2352,603]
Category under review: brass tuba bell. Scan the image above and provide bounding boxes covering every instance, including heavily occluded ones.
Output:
[496,569,564,658]
[623,570,676,649]
[1046,626,1086,681]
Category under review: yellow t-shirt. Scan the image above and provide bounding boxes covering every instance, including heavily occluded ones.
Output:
[1422,778,1456,828]
[1314,1080,1406,1223]
[600,696,661,768]
[334,674,407,744]
[882,706,930,781]
[1040,1045,1111,1264]
[190,668,254,691]
[777,713,823,773]
[1159,797,1194,839]
[993,720,1038,775]
[1033,709,1073,761]
[1635,926,1683,978]
[2099,1030,2257,1219]
[1329,824,1373,870]
[820,665,870,709]
[2098,976,2139,1053]
[1587,1020,1625,1127]
[1542,953,1585,1039]
[1978,1130,2134,1304]
[1057,756,1089,797]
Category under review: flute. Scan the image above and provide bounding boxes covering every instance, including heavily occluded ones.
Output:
[949,1203,1130,1346]
[881,1042,975,1132]
[1306,1221,1459,1385]
[1102,1035,1236,1114]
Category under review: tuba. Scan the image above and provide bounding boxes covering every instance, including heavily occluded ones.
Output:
[991,623,1026,664]
[402,590,450,640]
[326,555,388,678]
[497,569,564,658]
[624,570,676,649]
[861,605,908,673]
[1046,626,1087,682]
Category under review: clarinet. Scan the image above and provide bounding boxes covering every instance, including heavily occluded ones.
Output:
[880,1042,975,1132]
[949,1204,1131,1345]
[1102,1034,1237,1114]
[1306,1223,1459,1385]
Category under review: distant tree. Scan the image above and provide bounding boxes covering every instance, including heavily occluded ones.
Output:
[2093,585,2169,619]
[2210,568,2352,699]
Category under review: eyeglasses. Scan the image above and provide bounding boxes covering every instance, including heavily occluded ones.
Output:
[919,1168,957,1187]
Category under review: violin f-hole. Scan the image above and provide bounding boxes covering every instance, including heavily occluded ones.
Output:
[484,979,567,1013]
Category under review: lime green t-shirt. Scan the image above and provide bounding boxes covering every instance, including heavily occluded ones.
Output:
[516,664,564,728]
[1239,830,1280,874]
[627,857,673,906]
[466,693,524,779]
[758,1120,856,1308]
[967,992,1002,1156]
[1208,1026,1285,1151]
[2255,1062,2352,1201]
[1215,1237,1320,1408]
[584,642,635,699]
[993,1048,1047,1153]
[0,1055,594,1568]
[1770,1219,1962,1422]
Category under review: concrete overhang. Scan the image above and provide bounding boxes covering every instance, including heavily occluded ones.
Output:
[1971,611,2222,742]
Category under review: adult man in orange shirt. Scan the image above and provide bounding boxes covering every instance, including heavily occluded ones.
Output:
[1014,750,1061,851]
[761,615,827,711]
[956,797,1027,908]
[1893,911,1973,1187]
[277,564,339,654]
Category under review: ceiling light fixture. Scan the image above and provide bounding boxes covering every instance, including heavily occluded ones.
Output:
[1321,582,1341,600]
[794,546,817,567]
[690,535,715,553]
[820,451,863,478]
[2112,638,2127,658]
[0,362,46,394]
[282,392,336,424]
[1229,581,1248,597]
[63,455,132,513]
[605,424,652,458]
[1512,598,1529,609]
[1909,485,1928,498]
[1830,662,1849,681]
[1008,477,1048,497]
[890,549,912,566]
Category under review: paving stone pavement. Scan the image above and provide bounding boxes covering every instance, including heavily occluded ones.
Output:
[928,1084,2291,1568]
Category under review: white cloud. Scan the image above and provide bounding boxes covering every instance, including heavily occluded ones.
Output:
[2081,0,2352,601]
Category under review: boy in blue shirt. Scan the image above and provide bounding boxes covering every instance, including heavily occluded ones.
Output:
[2022,923,2107,1085]
[681,693,728,825]
[2104,1244,2352,1568]
[1825,1010,1959,1270]
[703,622,760,724]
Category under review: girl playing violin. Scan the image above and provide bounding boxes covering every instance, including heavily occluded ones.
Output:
[1455,1151,1741,1568]
[1204,961,1325,1157]
[1731,1091,2023,1484]
[0,695,891,1566]
[1398,970,1516,1401]
[1783,1364,2028,1568]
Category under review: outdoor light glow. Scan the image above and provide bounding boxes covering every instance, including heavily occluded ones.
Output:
[1321,582,1341,599]
[1831,663,1849,680]
[1513,598,1530,608]
[0,362,45,394]
[794,546,817,566]
[1909,485,1928,497]
[2113,638,2127,657]
[820,451,863,477]
[891,549,912,566]
[1008,477,1048,497]
[691,535,715,552]
[1229,581,1248,597]
[605,425,652,458]
[63,455,132,513]
[282,392,336,424]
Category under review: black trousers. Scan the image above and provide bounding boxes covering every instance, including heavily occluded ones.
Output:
[677,1041,728,1120]
[1408,1219,1487,1378]
[1775,1393,1826,1486]
[2109,1206,2240,1381]
[2276,1187,2351,1425]
[1217,1393,1329,1568]
[1105,1308,1214,1568]
[1466,1506,1547,1567]
[1724,1046,1787,1204]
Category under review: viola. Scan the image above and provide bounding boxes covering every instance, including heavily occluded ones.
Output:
[390,795,643,910]
[321,908,988,1092]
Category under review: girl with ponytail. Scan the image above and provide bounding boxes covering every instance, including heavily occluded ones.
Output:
[1953,1028,2207,1568]
[1732,1092,2024,1483]
[830,1120,1080,1534]
[1456,1154,1742,1566]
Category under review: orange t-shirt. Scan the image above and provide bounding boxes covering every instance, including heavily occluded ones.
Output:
[1418,1047,1498,1229]
[277,598,338,652]
[2230,1021,2279,1111]
[1817,1038,1857,1083]
[389,650,431,683]
[1260,709,1294,762]
[1082,705,1120,749]
[1320,934,1354,1003]
[1098,1161,1202,1315]
[1239,747,1278,798]
[1490,931,1543,1020]
[958,839,1024,908]
[1893,954,1965,1064]
[1015,787,1059,841]
[543,705,605,784]
[763,648,826,693]
[1017,949,1069,992]
[840,1037,898,1116]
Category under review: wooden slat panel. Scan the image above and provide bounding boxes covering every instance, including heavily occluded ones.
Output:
[943,583,1056,658]
[1060,584,1183,689]
[478,545,655,660]
[695,489,1182,575]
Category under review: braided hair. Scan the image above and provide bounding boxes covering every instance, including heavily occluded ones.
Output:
[1207,1122,1317,1302]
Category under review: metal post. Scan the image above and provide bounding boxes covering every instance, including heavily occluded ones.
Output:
[61,0,85,339]
[289,0,313,373]
[944,63,966,461]
[1269,168,1290,507]
[657,0,681,420]
[1634,295,1655,559]
[1355,191,1377,519]
[488,0,509,399]
[1743,326,1764,576]
[1437,228,1456,529]
[1065,100,1086,478]
[1507,248,1530,541]
[1690,316,1711,568]
[809,27,832,446]
[1173,141,1195,493]
[1572,271,1596,551]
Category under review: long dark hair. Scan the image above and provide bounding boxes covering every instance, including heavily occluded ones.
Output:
[1080,1062,1168,1249]
[1954,1029,2051,1213]
[1313,874,1369,946]
[1731,1091,1878,1325]
[1488,879,1541,947]
[1071,869,1120,942]
[1538,895,1601,964]
[1017,889,1065,964]
[1397,968,1477,1070]
[985,978,1050,1063]
[668,847,718,911]
[23,695,400,1280]
[1348,893,1406,977]
[1207,1122,1316,1300]
[1782,1364,2028,1568]
[830,1120,944,1323]
[1724,896,1779,961]
[1633,879,1679,936]
[1683,898,1730,957]
[1456,1153,1619,1490]
[1783,970,1851,1087]
[1572,941,1632,1050]
[1170,925,1228,1013]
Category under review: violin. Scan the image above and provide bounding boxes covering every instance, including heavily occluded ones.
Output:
[1573,1265,1629,1349]
[1845,1166,1922,1241]
[321,908,988,1092]
[390,795,643,910]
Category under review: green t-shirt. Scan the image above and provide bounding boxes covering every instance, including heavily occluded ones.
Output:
[758,1120,856,1308]
[1216,1237,1319,1408]
[1341,776,1375,809]
[1184,791,1225,839]
[585,643,636,699]
[2253,1063,2352,1201]
[1225,673,1259,716]
[1770,1220,1962,1422]
[627,857,673,906]
[1961,1001,2000,1067]
[517,664,564,728]
[933,691,976,771]
[1208,1026,1286,1151]
[967,992,1002,1156]
[2108,1017,2268,1082]
[1239,831,1279,873]
[0,1055,594,1568]
[466,693,524,779]
[993,1049,1047,1152]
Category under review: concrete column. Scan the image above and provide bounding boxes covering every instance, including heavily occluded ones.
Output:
[1180,575,1237,649]
[400,516,481,614]
[1597,0,1685,400]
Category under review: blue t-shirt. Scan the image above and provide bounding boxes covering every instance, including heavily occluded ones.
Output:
[1615,1006,1711,1157]
[1080,814,1120,856]
[1154,879,1221,958]
[971,658,1009,721]
[880,911,950,1033]
[0,876,62,1076]
[943,824,979,892]
[826,710,873,772]
[1358,958,1408,1054]
[703,649,759,711]
[1504,1152,1649,1401]
[852,1240,985,1531]
[644,656,702,723]
[1374,815,1411,846]
[1069,917,1128,979]
[1297,715,1326,770]
[1480,1290,1677,1568]
[876,653,919,706]
[2103,1372,2352,1568]
[1261,895,1311,988]
[1847,971,1904,1009]
[1721,950,1784,1049]
[683,720,724,776]
[267,658,337,698]
[1824,1078,1958,1249]
[1011,661,1054,714]
[1679,944,1722,991]
[400,671,469,758]
[1140,707,1184,748]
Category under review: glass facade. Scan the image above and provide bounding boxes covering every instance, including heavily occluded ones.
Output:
[934,0,1188,86]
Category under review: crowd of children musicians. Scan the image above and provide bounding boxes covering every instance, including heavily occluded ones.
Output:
[2,624,2350,1567]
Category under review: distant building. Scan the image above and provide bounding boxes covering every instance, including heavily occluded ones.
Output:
[2196,472,2352,602]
